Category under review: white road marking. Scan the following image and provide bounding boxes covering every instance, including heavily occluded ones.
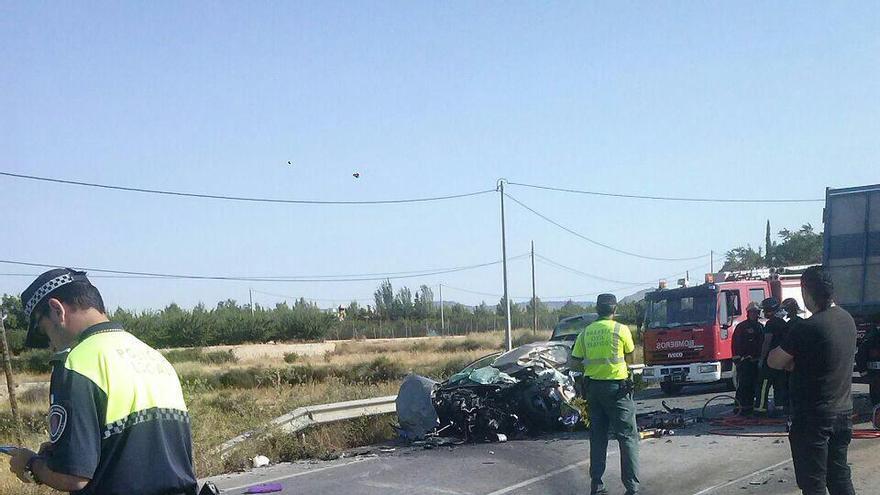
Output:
[690,458,793,495]
[362,480,472,494]
[222,456,379,492]
[483,459,590,495]
[483,446,620,495]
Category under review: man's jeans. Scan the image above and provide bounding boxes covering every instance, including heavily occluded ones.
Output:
[789,413,855,495]
[586,379,640,495]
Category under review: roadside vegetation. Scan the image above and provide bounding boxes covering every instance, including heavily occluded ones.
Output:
[0,267,662,493]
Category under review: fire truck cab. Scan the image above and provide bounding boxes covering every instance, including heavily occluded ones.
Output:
[640,268,806,395]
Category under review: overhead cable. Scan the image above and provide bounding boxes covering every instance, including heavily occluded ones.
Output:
[0,171,494,205]
[507,181,824,203]
[0,256,527,283]
[541,260,710,299]
[503,193,710,261]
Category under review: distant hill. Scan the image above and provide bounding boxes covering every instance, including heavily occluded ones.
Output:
[619,289,651,304]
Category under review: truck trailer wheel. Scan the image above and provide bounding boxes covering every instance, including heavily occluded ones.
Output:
[660,382,683,395]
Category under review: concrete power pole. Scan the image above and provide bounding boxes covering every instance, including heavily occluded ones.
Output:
[249,288,255,317]
[498,179,513,351]
[531,240,537,335]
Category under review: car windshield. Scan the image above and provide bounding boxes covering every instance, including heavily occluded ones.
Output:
[551,314,598,340]
[645,290,716,329]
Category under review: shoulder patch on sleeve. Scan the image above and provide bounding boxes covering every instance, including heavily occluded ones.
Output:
[48,404,68,443]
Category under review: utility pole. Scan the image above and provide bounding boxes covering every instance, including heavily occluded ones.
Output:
[439,283,445,335]
[0,311,22,444]
[498,179,513,351]
[710,250,714,274]
[249,288,255,317]
[531,240,537,335]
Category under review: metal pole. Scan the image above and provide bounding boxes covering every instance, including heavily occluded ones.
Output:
[531,240,537,335]
[710,251,714,274]
[439,284,445,335]
[0,312,22,444]
[498,179,513,351]
[249,288,255,317]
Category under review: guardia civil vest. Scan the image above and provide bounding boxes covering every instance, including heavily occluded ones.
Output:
[572,317,635,380]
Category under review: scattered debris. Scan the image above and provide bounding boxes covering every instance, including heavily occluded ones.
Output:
[244,482,284,494]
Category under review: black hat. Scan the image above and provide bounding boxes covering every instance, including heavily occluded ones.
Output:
[760,297,780,312]
[21,268,90,348]
[781,298,803,314]
[596,293,617,306]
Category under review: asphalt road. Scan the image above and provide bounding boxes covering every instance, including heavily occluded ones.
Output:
[206,384,878,495]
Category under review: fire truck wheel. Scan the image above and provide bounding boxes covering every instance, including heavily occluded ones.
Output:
[660,382,683,395]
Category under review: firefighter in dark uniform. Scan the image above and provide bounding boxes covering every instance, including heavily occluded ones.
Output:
[732,302,764,415]
[7,269,198,495]
[570,293,639,495]
[756,297,790,416]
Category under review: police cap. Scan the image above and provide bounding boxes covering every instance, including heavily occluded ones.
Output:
[21,268,90,348]
[596,293,617,306]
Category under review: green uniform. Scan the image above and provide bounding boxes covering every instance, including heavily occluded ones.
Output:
[572,318,640,495]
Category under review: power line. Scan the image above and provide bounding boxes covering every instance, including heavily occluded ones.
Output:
[0,256,528,283]
[0,171,495,206]
[507,181,824,203]
[503,193,710,261]
[535,255,646,285]
[540,260,711,300]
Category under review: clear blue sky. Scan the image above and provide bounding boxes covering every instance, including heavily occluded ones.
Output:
[2,2,878,311]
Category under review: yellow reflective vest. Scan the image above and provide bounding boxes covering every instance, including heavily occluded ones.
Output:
[571,317,634,380]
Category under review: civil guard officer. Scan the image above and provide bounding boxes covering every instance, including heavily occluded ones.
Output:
[570,293,639,495]
[7,268,198,495]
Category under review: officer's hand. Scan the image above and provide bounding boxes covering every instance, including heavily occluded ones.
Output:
[8,447,37,484]
[37,441,53,456]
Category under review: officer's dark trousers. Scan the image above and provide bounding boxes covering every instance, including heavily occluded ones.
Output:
[587,379,639,495]
[756,367,789,414]
[789,413,855,495]
[735,360,759,414]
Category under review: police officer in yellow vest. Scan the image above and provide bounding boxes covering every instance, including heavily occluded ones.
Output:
[571,293,639,495]
[7,268,198,494]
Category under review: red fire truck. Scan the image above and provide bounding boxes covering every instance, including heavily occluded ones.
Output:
[641,268,807,395]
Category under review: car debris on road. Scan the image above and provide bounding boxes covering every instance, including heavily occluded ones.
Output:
[397,341,582,443]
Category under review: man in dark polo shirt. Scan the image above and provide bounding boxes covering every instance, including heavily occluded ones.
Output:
[768,265,857,495]
[7,268,198,495]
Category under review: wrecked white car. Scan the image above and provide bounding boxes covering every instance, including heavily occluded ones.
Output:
[396,313,598,443]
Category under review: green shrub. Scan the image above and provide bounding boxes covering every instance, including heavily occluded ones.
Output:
[279,365,329,385]
[200,350,238,365]
[11,349,53,374]
[164,348,204,364]
[283,352,300,363]
[218,368,260,389]
[339,357,405,384]
[512,332,550,348]
[438,338,483,353]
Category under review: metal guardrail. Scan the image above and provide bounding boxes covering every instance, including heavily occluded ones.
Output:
[218,365,644,456]
[217,395,397,456]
